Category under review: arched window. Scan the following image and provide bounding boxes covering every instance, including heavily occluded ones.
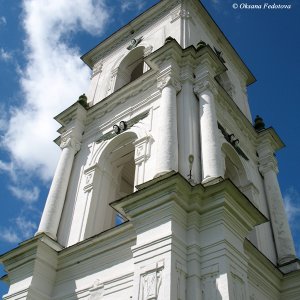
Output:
[114,47,147,91]
[84,132,137,239]
[216,72,234,98]
[222,143,247,188]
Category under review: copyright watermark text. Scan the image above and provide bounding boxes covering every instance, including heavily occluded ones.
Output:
[232,3,292,10]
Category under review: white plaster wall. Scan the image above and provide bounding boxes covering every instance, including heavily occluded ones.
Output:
[58,84,160,246]
[187,2,252,121]
[58,0,274,259]
[86,8,182,106]
[215,100,278,264]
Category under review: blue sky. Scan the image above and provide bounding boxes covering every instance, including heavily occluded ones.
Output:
[0,0,299,296]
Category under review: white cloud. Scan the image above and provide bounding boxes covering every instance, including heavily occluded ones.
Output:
[0,160,13,172]
[8,185,40,204]
[15,216,37,239]
[0,103,9,131]
[1,0,109,181]
[0,216,37,243]
[0,228,20,243]
[284,187,300,227]
[0,48,12,61]
[283,187,300,257]
[121,0,146,12]
[0,16,6,26]
[0,160,17,180]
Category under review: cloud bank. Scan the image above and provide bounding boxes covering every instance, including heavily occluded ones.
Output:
[1,0,109,181]
[284,187,300,255]
[0,0,110,243]
[121,0,146,12]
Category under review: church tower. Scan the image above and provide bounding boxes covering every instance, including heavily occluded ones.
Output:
[1,0,300,299]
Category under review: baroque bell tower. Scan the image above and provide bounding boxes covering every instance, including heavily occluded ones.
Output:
[1,0,300,299]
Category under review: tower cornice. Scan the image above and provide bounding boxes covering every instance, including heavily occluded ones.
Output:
[80,0,256,87]
[81,0,180,68]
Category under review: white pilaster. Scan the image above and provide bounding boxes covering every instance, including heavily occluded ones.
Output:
[134,135,153,187]
[194,77,223,183]
[87,59,103,105]
[258,140,297,265]
[178,64,201,184]
[155,75,181,177]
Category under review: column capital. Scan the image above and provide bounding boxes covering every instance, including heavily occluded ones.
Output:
[180,64,194,82]
[157,75,181,92]
[60,136,81,152]
[257,139,279,174]
[91,60,103,78]
[258,154,278,175]
[193,76,217,96]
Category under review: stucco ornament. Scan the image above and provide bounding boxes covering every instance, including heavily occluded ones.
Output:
[127,36,143,50]
[60,137,81,152]
[89,279,104,299]
[157,75,181,92]
[139,269,162,300]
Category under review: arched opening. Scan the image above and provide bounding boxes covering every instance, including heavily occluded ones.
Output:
[222,143,247,188]
[130,60,144,82]
[222,142,260,247]
[216,72,234,98]
[224,155,241,187]
[84,132,137,239]
[114,46,147,91]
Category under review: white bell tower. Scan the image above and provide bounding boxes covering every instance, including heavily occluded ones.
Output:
[1,0,300,299]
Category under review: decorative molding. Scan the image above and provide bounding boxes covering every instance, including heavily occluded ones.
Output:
[60,137,81,152]
[106,67,119,96]
[157,75,181,92]
[89,280,104,299]
[127,36,143,50]
[201,267,219,300]
[180,64,194,82]
[193,76,218,96]
[231,268,247,300]
[83,164,100,192]
[171,7,191,23]
[240,182,259,206]
[91,60,103,78]
[90,0,180,64]
[258,154,278,175]
[215,94,257,160]
[176,262,187,300]
[144,45,153,57]
[96,110,150,144]
[218,122,249,161]
[139,261,164,300]
[134,136,153,164]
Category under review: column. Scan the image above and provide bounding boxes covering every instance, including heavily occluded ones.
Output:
[36,103,86,240]
[194,79,223,183]
[155,75,181,177]
[258,141,296,265]
[36,135,81,240]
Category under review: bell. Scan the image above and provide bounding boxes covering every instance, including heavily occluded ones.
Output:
[197,40,207,50]
[254,115,265,132]
[78,94,88,108]
[165,36,174,44]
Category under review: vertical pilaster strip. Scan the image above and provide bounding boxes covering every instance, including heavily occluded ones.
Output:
[178,64,201,184]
